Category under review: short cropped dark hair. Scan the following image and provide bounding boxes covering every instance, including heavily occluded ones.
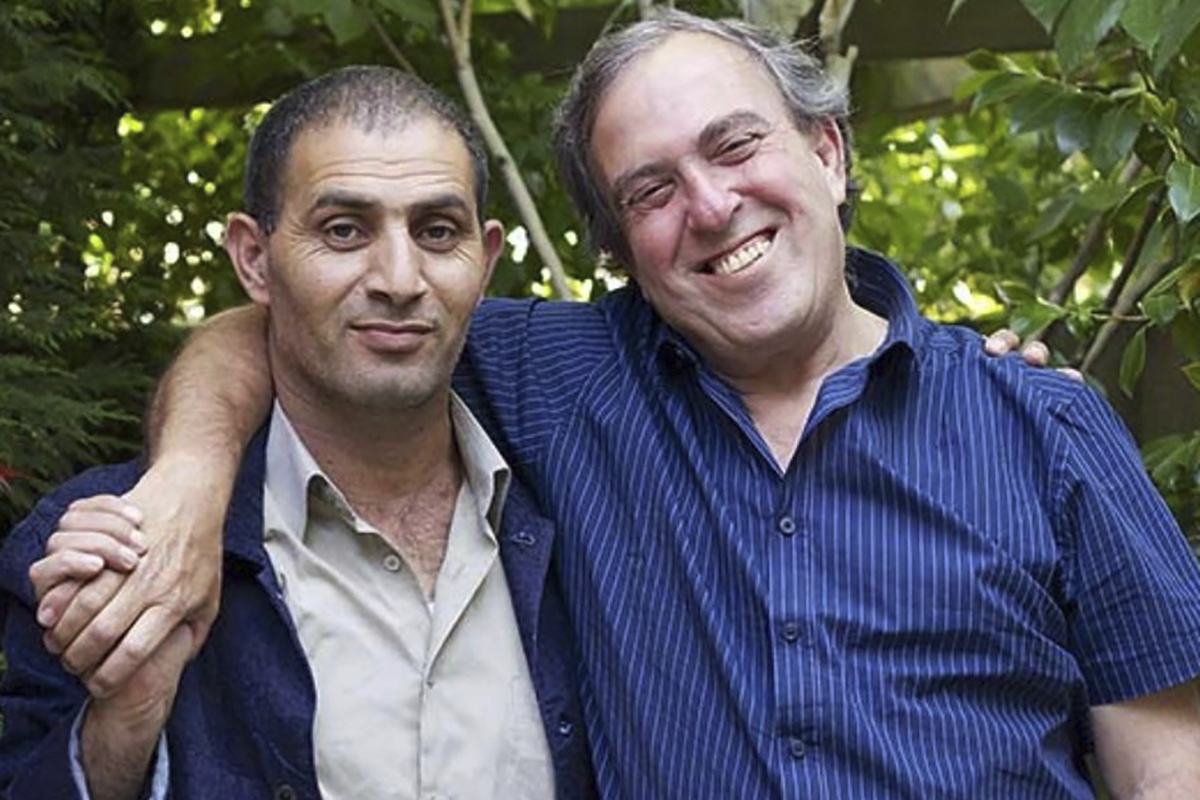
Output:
[244,65,489,231]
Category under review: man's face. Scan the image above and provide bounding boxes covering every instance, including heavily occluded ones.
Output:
[590,33,849,375]
[229,117,502,414]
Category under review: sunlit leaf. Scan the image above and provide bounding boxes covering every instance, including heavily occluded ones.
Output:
[1167,159,1200,222]
[1009,301,1067,336]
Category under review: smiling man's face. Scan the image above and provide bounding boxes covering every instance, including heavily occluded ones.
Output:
[590,32,851,376]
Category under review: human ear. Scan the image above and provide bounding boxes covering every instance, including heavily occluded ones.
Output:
[224,212,271,306]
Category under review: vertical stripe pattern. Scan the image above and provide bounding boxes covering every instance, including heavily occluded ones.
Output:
[455,249,1200,799]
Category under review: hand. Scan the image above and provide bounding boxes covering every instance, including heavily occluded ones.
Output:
[39,456,226,698]
[31,496,147,629]
[80,624,195,800]
[983,329,1083,381]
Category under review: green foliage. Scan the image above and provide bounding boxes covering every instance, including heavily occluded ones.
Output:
[868,0,1200,538]
[0,1,161,529]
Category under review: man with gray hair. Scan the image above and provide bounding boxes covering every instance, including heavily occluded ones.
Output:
[0,65,594,799]
[25,9,1200,799]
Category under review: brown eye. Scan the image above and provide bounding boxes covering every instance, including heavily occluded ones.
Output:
[416,220,462,252]
[626,181,675,211]
[323,220,367,249]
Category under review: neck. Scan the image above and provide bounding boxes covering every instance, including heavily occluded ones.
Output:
[276,384,458,507]
[714,302,888,470]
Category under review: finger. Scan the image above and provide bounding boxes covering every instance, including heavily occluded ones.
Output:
[46,531,142,571]
[58,570,179,682]
[36,579,83,628]
[45,570,125,662]
[54,509,147,554]
[84,607,196,699]
[1058,366,1084,382]
[983,328,1020,355]
[29,552,104,602]
[1019,340,1051,367]
[64,495,144,527]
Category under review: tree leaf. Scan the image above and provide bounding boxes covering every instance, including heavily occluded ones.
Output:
[1153,0,1200,73]
[1141,294,1180,326]
[375,0,439,29]
[1022,0,1071,32]
[949,0,973,21]
[1119,0,1178,51]
[1167,159,1200,223]
[1009,81,1076,135]
[1009,300,1067,336]
[972,72,1040,111]
[1054,0,1129,72]
[1054,94,1108,153]
[321,0,369,45]
[1119,324,1148,396]
[1184,362,1200,393]
[1171,313,1200,360]
[510,0,536,23]
[1090,101,1142,171]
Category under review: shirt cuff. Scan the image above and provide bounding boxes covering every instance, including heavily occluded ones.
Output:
[69,702,170,800]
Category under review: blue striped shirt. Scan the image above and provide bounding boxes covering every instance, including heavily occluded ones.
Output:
[455,248,1200,799]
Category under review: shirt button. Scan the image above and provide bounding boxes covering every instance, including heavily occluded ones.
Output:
[778,515,797,536]
[382,553,402,572]
[788,737,806,759]
[781,622,800,643]
[274,784,297,800]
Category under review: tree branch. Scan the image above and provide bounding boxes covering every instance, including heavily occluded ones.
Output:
[362,6,415,74]
[437,0,572,300]
[1047,154,1143,307]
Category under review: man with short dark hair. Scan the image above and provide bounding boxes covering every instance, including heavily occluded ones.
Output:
[23,10,1200,799]
[0,66,593,800]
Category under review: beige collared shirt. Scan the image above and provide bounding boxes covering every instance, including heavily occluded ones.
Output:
[262,398,554,800]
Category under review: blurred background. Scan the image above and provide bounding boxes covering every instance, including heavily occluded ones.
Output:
[2,0,1198,542]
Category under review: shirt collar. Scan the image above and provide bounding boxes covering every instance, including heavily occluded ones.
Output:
[263,396,511,543]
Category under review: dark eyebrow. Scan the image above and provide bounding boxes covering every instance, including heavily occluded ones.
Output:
[311,190,377,214]
[697,111,771,152]
[309,191,473,221]
[408,193,473,220]
[610,161,671,209]
[609,111,773,207]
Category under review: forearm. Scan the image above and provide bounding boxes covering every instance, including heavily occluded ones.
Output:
[79,704,164,800]
[146,304,271,466]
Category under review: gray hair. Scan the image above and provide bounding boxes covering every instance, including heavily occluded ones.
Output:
[244,65,489,232]
[553,8,855,265]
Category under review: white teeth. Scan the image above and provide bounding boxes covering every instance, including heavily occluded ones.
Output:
[709,236,769,275]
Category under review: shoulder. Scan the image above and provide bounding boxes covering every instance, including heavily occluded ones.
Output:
[1,460,143,599]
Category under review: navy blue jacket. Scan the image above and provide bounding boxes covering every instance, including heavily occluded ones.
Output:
[0,430,595,799]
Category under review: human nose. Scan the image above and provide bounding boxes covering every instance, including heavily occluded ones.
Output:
[682,165,739,232]
[364,229,427,302]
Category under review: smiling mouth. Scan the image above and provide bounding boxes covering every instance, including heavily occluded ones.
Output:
[703,233,772,276]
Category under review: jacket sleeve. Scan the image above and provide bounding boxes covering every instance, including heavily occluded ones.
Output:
[0,463,143,799]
